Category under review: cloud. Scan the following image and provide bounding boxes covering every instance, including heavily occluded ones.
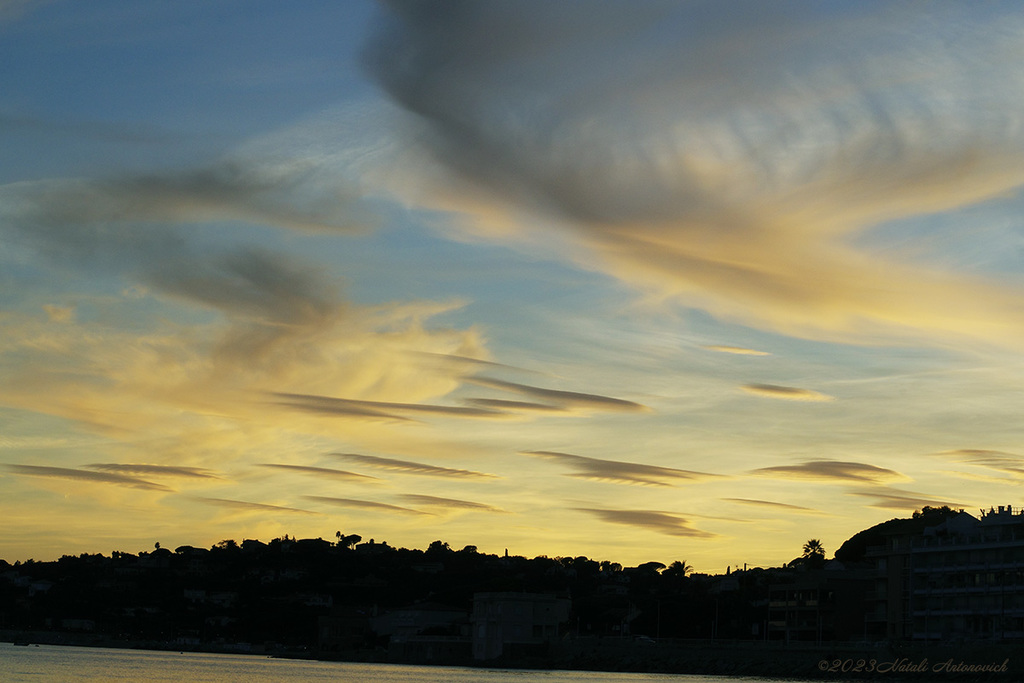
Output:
[3,464,171,491]
[273,392,504,421]
[574,507,717,538]
[331,452,498,479]
[3,160,369,241]
[467,377,646,412]
[702,345,770,356]
[86,463,219,479]
[465,398,566,413]
[258,464,382,482]
[938,449,1024,478]
[723,498,822,514]
[303,495,428,515]
[42,304,75,323]
[399,494,507,513]
[741,384,833,402]
[193,497,321,515]
[365,1,1024,348]
[846,487,964,512]
[752,460,906,483]
[525,450,718,487]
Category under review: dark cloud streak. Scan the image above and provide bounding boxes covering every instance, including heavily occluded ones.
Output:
[575,507,717,538]
[331,452,498,479]
[4,464,171,491]
[525,450,718,486]
[193,497,321,515]
[468,377,646,412]
[399,494,507,513]
[303,495,428,515]
[87,463,219,479]
[752,460,905,483]
[259,463,382,482]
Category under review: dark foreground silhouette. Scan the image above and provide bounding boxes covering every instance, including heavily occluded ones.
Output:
[2,507,1019,679]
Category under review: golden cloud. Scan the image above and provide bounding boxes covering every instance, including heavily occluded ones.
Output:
[741,384,833,402]
[303,495,429,516]
[752,460,906,483]
[702,345,770,356]
[4,464,171,491]
[574,508,717,539]
[330,452,499,479]
[525,450,719,487]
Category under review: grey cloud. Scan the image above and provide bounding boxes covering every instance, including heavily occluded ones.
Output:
[413,352,534,374]
[752,460,905,483]
[3,464,171,491]
[86,463,219,479]
[365,2,1024,346]
[193,497,321,515]
[741,384,833,402]
[5,160,366,241]
[399,494,507,513]
[2,168,357,371]
[331,452,498,479]
[303,495,428,515]
[703,345,770,356]
[273,392,503,421]
[846,487,963,512]
[259,464,382,482]
[465,398,565,413]
[468,377,646,412]
[575,507,717,538]
[723,498,821,514]
[525,450,717,487]
[939,449,1024,478]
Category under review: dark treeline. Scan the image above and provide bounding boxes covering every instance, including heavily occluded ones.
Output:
[1,535,723,650]
[0,507,964,667]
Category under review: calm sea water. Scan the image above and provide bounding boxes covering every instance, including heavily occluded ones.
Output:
[0,643,789,683]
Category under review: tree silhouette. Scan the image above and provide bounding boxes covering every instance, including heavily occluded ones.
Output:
[664,560,692,578]
[802,539,825,559]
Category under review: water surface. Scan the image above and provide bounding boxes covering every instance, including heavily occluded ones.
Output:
[0,643,791,682]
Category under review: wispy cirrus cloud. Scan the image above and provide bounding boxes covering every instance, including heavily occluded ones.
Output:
[399,494,507,513]
[3,464,171,491]
[703,345,770,356]
[193,497,321,515]
[752,460,906,483]
[741,384,833,402]
[303,495,429,515]
[845,487,963,512]
[465,398,566,413]
[938,449,1024,478]
[259,463,382,482]
[525,450,718,487]
[575,507,717,539]
[272,392,504,421]
[87,463,219,479]
[723,498,823,514]
[331,453,498,479]
[467,377,646,412]
[366,1,1024,349]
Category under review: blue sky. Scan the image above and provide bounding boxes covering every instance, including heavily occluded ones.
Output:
[3,0,1024,571]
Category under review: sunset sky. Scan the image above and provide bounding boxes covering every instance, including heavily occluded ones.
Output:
[4,1,1024,572]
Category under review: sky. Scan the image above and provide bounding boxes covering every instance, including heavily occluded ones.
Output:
[3,1,1024,573]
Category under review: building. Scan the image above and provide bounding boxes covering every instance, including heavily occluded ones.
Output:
[471,592,570,661]
[372,601,471,663]
[767,564,867,642]
[866,506,1024,641]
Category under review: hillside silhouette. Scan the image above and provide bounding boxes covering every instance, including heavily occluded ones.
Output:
[4,506,1018,678]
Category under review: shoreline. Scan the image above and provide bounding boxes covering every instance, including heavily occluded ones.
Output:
[3,631,1017,680]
